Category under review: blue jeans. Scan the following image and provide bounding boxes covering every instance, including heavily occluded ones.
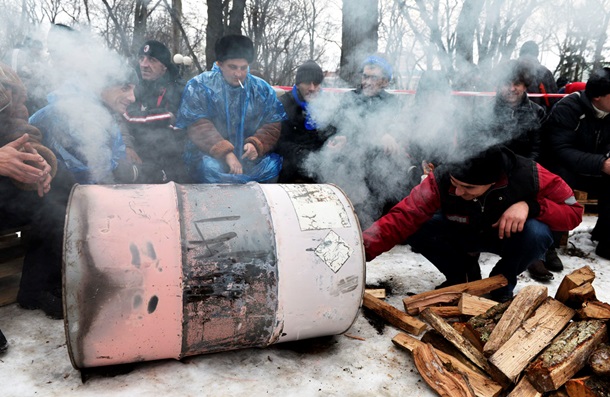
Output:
[407,212,554,295]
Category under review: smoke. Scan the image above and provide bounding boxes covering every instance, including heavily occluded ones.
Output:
[28,25,136,184]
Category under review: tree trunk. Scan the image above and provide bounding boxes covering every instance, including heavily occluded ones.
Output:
[206,0,224,70]
[171,0,182,55]
[133,0,149,53]
[340,0,379,85]
[228,0,246,35]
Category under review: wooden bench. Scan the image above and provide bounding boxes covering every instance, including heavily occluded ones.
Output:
[574,190,598,214]
[0,226,29,306]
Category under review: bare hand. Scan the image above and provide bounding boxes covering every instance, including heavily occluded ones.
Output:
[0,134,49,186]
[327,135,347,150]
[381,133,399,155]
[602,158,610,175]
[241,143,258,161]
[226,152,243,174]
[23,142,52,197]
[492,201,529,239]
[125,147,142,164]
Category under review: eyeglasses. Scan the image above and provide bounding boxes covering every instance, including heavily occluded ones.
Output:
[362,73,384,82]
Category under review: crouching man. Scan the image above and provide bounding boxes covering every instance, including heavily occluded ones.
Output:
[362,146,583,301]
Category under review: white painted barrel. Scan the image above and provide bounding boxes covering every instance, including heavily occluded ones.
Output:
[63,182,365,369]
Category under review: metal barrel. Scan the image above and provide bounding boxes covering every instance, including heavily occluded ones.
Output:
[63,182,365,369]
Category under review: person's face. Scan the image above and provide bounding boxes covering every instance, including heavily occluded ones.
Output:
[297,81,321,102]
[101,83,136,114]
[217,59,249,87]
[592,93,610,113]
[139,55,167,81]
[361,65,388,97]
[498,81,526,106]
[450,175,493,201]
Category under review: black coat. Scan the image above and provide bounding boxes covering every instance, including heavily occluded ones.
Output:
[276,90,335,183]
[491,94,546,160]
[545,91,610,177]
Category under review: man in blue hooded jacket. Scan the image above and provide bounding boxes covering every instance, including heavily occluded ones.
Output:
[175,34,286,183]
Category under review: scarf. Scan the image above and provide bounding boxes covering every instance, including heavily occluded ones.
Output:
[292,85,316,130]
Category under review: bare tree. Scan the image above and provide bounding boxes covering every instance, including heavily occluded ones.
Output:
[205,0,247,70]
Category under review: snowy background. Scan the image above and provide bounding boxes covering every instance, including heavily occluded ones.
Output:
[0,215,607,397]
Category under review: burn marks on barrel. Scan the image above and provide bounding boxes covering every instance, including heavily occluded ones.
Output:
[181,206,278,355]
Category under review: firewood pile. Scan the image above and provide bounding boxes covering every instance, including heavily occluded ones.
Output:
[363,266,610,397]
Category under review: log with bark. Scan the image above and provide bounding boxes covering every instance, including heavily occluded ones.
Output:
[588,343,610,376]
[403,275,508,315]
[525,320,608,393]
[565,375,610,397]
[392,332,503,397]
[466,300,512,347]
[362,292,427,335]
[413,343,476,397]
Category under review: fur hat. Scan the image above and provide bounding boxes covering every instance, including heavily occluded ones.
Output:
[215,35,254,63]
[450,146,504,185]
[296,60,324,85]
[138,40,178,77]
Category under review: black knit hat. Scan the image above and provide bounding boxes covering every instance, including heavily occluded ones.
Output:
[296,60,324,85]
[215,35,254,63]
[138,40,178,76]
[450,146,504,185]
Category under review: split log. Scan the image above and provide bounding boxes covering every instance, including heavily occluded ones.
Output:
[555,266,595,303]
[483,285,548,357]
[547,388,570,397]
[507,378,542,397]
[365,288,386,299]
[403,275,508,315]
[413,343,476,397]
[489,297,574,383]
[362,292,427,335]
[525,320,607,393]
[565,375,610,397]
[422,329,483,374]
[453,322,485,353]
[459,293,498,316]
[392,332,503,397]
[428,306,462,318]
[566,282,597,307]
[588,343,610,376]
[420,308,510,387]
[577,300,610,320]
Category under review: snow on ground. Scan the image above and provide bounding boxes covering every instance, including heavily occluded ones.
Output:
[0,216,607,397]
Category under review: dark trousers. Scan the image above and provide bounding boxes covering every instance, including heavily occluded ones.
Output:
[552,167,610,241]
[0,175,69,299]
[407,213,554,293]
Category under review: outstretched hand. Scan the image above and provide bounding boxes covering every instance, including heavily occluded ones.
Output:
[492,201,529,239]
[225,152,243,174]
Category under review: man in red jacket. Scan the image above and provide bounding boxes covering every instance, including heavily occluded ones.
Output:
[363,146,583,301]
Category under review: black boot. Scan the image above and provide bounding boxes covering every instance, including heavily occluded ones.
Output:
[0,329,7,353]
[544,248,564,272]
[595,242,610,260]
[527,259,554,282]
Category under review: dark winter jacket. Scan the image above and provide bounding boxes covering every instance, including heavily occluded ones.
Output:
[546,91,610,177]
[363,149,583,261]
[491,94,546,160]
[123,72,188,182]
[276,87,335,182]
[519,56,558,110]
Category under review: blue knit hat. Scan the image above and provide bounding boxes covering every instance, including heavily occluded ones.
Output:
[361,55,393,80]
